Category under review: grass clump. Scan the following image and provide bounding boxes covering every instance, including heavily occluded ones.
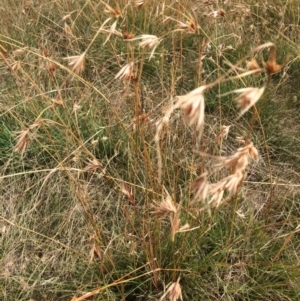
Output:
[1,0,300,300]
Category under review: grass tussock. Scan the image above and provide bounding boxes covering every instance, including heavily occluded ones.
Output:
[1,0,300,300]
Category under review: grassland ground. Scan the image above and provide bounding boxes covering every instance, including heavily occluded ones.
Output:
[1,1,300,300]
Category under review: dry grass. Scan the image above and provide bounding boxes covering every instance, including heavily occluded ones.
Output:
[1,0,300,300]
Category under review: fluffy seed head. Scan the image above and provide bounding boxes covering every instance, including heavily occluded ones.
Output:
[131,0,144,8]
[11,60,21,71]
[216,125,231,143]
[246,58,260,72]
[83,158,102,173]
[171,17,199,34]
[64,22,72,35]
[208,186,224,208]
[51,97,65,107]
[223,172,244,195]
[177,86,206,131]
[154,195,178,218]
[160,277,183,301]
[127,34,161,59]
[138,34,160,49]
[12,47,27,56]
[222,142,258,172]
[115,62,135,80]
[234,86,265,116]
[72,102,81,113]
[207,9,226,18]
[66,53,86,74]
[192,172,208,202]
[240,142,259,158]
[14,130,30,158]
[105,4,122,18]
[207,142,259,208]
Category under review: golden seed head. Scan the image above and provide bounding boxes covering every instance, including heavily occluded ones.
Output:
[246,58,260,72]
[14,130,30,158]
[64,22,73,35]
[233,86,265,116]
[66,53,86,74]
[105,4,122,18]
[115,62,135,80]
[192,172,209,202]
[216,125,231,142]
[154,195,178,218]
[177,86,206,131]
[138,35,160,49]
[11,60,21,71]
[83,158,102,173]
[131,0,144,8]
[160,277,183,301]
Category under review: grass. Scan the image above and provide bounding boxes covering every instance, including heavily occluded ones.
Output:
[1,0,300,300]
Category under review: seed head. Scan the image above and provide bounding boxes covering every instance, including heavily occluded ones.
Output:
[154,195,177,218]
[105,4,122,18]
[123,31,135,40]
[14,120,44,158]
[127,34,161,60]
[216,125,231,143]
[264,45,284,75]
[233,86,265,116]
[185,17,199,33]
[191,172,208,202]
[240,142,259,158]
[138,34,160,49]
[11,60,21,72]
[222,142,258,172]
[206,142,259,208]
[72,102,81,113]
[246,58,260,73]
[223,172,244,195]
[83,158,102,173]
[64,22,72,35]
[12,47,27,56]
[207,9,226,18]
[102,20,123,45]
[14,129,30,158]
[29,119,44,130]
[208,173,244,207]
[51,97,65,107]
[115,62,135,80]
[208,185,225,208]
[170,17,199,34]
[131,0,144,8]
[47,61,56,77]
[160,277,183,301]
[177,86,206,131]
[66,53,86,74]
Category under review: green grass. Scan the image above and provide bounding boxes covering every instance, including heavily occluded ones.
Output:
[1,0,300,300]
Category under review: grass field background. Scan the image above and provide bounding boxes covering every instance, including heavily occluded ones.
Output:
[1,1,300,300]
